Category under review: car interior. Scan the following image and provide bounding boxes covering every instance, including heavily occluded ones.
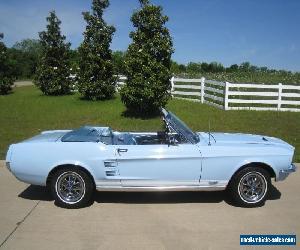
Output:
[61,126,184,145]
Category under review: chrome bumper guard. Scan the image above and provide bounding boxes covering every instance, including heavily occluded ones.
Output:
[277,164,297,181]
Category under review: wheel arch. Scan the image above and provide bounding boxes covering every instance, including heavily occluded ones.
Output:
[46,164,96,189]
[228,162,275,186]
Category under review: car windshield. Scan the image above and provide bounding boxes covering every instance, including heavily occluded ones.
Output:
[164,110,199,144]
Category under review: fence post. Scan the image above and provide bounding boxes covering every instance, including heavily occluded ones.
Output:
[170,76,175,93]
[200,77,205,103]
[224,82,229,110]
[278,83,282,111]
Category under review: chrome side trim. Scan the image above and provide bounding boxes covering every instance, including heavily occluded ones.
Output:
[96,185,226,192]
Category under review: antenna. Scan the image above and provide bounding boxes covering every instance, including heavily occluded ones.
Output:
[208,118,211,146]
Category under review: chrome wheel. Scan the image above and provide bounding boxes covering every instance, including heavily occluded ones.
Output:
[55,171,85,204]
[238,172,267,203]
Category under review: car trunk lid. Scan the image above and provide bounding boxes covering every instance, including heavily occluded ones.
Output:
[22,130,71,143]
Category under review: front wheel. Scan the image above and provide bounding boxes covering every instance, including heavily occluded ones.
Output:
[227,167,270,207]
[51,167,94,208]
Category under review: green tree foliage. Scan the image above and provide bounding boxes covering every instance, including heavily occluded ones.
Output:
[13,39,42,54]
[208,62,224,72]
[0,33,14,95]
[35,11,72,95]
[171,61,186,75]
[69,49,80,72]
[77,0,116,100]
[7,39,78,80]
[171,60,286,76]
[112,51,126,75]
[240,61,251,72]
[187,62,201,74]
[121,0,174,115]
[7,39,42,79]
[227,64,239,72]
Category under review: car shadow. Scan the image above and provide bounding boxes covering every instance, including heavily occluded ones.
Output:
[18,185,53,201]
[18,183,281,207]
[94,190,226,204]
[225,184,282,207]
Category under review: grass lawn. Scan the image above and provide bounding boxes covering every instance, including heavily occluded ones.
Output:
[0,86,299,161]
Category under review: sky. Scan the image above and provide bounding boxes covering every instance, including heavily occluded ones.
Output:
[0,0,299,71]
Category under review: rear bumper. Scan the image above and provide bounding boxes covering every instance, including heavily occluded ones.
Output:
[5,161,11,172]
[277,164,297,181]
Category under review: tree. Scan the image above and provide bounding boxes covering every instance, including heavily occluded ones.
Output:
[187,62,201,74]
[178,64,187,73]
[240,62,251,72]
[69,49,80,72]
[227,64,239,72]
[35,11,72,95]
[112,51,126,75]
[77,0,116,100]
[171,61,187,75]
[200,62,209,72]
[0,33,14,95]
[207,62,224,72]
[8,39,42,79]
[170,61,180,75]
[13,39,42,55]
[259,66,268,72]
[120,0,174,115]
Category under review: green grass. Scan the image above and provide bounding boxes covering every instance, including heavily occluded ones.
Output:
[0,86,299,161]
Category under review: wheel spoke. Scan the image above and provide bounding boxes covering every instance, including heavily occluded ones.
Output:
[56,172,85,203]
[238,172,267,203]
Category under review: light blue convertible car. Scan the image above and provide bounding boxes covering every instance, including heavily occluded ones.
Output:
[5,109,296,208]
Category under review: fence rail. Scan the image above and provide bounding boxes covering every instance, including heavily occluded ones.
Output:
[117,76,300,112]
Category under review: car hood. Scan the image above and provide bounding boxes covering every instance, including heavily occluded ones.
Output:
[197,132,294,150]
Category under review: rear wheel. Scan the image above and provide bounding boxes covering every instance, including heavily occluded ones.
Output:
[51,167,94,208]
[228,167,270,207]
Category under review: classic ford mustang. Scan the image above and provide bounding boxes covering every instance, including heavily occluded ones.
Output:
[5,109,296,208]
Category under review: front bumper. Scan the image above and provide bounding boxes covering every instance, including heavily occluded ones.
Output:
[277,163,297,181]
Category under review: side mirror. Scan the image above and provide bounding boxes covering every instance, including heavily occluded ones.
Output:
[168,135,178,146]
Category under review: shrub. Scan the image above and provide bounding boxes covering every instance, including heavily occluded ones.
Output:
[120,0,174,115]
[0,33,14,95]
[35,11,72,95]
[77,0,116,100]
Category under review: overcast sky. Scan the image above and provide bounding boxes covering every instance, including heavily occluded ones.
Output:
[0,0,299,71]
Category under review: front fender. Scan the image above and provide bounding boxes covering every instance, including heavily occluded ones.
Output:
[228,156,287,182]
[228,158,275,180]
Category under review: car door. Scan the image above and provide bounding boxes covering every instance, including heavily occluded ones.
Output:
[114,144,202,187]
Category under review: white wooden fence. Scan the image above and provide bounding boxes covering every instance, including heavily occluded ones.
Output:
[117,76,300,112]
[225,82,300,112]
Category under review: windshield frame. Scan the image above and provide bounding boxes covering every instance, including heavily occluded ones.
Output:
[161,109,200,144]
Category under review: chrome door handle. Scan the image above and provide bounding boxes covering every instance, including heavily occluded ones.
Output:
[117,148,128,154]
